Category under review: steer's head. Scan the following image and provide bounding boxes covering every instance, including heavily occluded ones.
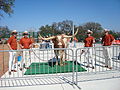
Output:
[39,29,78,48]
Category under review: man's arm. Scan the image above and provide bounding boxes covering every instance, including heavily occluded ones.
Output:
[93,37,95,44]
[7,43,12,50]
[110,35,115,44]
[101,36,104,46]
[29,40,34,48]
[7,37,12,50]
[19,39,24,49]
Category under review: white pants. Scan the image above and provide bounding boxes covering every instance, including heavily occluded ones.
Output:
[9,52,17,71]
[103,47,113,67]
[82,48,95,67]
[23,50,30,67]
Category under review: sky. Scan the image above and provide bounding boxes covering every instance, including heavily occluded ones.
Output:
[0,0,120,32]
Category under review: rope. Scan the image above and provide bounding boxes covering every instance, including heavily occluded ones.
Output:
[31,48,53,61]
[31,48,74,61]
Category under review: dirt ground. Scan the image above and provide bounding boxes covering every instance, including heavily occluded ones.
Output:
[0,44,9,77]
[0,43,37,77]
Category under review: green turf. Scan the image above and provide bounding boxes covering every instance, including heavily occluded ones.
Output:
[24,61,86,75]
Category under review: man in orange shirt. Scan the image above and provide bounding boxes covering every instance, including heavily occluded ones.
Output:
[19,31,33,69]
[7,30,18,75]
[82,30,95,69]
[102,29,115,69]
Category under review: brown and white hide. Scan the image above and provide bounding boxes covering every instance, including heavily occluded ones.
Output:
[52,35,70,66]
[39,29,78,66]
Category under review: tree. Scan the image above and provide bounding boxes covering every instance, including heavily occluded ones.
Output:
[76,26,86,42]
[82,22,104,39]
[39,20,74,37]
[39,25,54,36]
[0,0,15,18]
[83,22,103,31]
[109,30,120,39]
[38,21,120,42]
[52,20,73,34]
[0,26,10,38]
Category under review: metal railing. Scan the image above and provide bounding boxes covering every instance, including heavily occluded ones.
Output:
[0,45,120,87]
[75,45,120,85]
[0,48,75,87]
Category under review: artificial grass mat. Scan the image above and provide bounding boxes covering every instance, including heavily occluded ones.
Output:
[24,61,86,75]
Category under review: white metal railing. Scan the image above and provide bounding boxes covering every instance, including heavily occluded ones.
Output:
[0,45,120,87]
[75,45,120,85]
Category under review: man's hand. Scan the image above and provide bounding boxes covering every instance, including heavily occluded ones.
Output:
[29,44,33,48]
[21,46,24,49]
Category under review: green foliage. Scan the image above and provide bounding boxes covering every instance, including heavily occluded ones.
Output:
[82,22,103,31]
[74,22,104,42]
[0,26,10,38]
[109,30,120,39]
[82,22,104,39]
[39,25,54,37]
[0,0,15,18]
[38,20,119,42]
[52,20,73,33]
[39,20,73,37]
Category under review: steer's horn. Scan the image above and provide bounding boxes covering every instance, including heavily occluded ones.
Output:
[38,34,55,40]
[64,28,78,38]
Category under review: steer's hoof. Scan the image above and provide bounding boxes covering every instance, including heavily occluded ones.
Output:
[9,72,11,75]
[92,66,94,69]
[64,63,68,65]
[60,64,64,66]
[55,63,58,66]
[60,63,67,66]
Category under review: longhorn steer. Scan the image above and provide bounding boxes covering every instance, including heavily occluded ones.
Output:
[39,30,78,66]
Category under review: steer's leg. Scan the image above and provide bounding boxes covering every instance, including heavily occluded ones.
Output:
[60,50,64,66]
[56,56,58,65]
[55,50,58,65]
[64,50,67,61]
[64,44,68,61]
[60,56,63,66]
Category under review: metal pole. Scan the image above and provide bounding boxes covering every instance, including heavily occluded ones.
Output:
[2,40,5,75]
[72,23,74,48]
[72,22,74,37]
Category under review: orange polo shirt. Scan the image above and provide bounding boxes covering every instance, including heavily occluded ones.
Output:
[102,34,114,46]
[84,36,94,47]
[73,37,78,42]
[7,36,17,50]
[20,37,33,49]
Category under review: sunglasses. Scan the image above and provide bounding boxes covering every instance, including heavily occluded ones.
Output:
[23,33,29,35]
[87,32,91,34]
[12,32,17,35]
